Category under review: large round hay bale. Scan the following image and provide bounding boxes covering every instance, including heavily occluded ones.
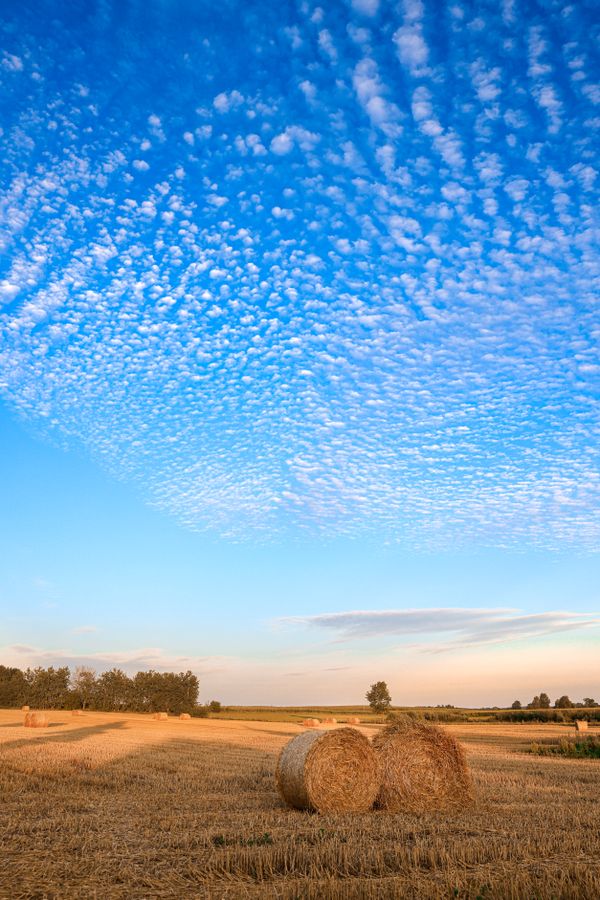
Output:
[372,719,472,813]
[21,705,30,712]
[301,718,320,727]
[153,712,168,720]
[24,712,48,728]
[276,727,379,813]
[180,713,191,720]
[347,716,360,725]
[323,717,337,724]
[575,719,588,732]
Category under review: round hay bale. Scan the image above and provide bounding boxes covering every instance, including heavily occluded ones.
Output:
[72,709,84,716]
[575,719,588,732]
[323,717,337,725]
[179,713,191,720]
[301,718,320,727]
[347,716,360,725]
[24,712,48,728]
[21,705,30,712]
[276,727,379,813]
[372,719,472,813]
[153,712,168,720]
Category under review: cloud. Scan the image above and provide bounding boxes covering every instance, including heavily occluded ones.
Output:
[72,625,98,634]
[278,608,600,652]
[2,644,234,675]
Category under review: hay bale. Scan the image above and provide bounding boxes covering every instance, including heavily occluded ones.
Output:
[72,709,84,716]
[301,718,320,727]
[180,713,191,720]
[347,716,360,725]
[24,712,48,728]
[153,712,168,720]
[21,705,30,712]
[276,727,379,813]
[372,719,472,813]
[575,719,588,732]
[323,717,337,725]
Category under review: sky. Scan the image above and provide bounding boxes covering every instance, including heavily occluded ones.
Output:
[0,0,599,706]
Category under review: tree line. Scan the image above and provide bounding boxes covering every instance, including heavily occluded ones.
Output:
[0,665,201,714]
[511,693,598,710]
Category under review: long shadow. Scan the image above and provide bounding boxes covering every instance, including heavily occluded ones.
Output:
[0,723,27,729]
[0,720,127,752]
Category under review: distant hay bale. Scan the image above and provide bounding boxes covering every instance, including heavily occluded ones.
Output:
[72,709,84,716]
[24,712,48,728]
[347,716,360,725]
[276,727,379,813]
[21,705,30,712]
[372,719,472,813]
[153,712,168,720]
[323,717,337,724]
[301,718,320,727]
[180,713,191,720]
[575,720,588,732]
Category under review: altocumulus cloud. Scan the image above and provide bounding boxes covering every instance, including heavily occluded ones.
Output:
[278,608,600,652]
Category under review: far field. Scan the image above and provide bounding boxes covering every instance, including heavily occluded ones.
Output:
[0,709,599,898]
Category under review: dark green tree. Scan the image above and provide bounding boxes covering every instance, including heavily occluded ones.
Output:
[0,666,27,707]
[511,700,522,709]
[24,666,70,709]
[554,695,573,708]
[366,681,392,712]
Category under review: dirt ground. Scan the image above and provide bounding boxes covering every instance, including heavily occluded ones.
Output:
[0,709,598,899]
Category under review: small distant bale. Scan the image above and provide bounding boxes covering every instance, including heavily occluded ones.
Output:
[575,720,588,732]
[276,727,379,813]
[21,705,30,712]
[372,719,472,813]
[180,713,191,720]
[301,718,320,727]
[323,717,337,725]
[72,709,84,716]
[347,716,360,725]
[153,712,168,720]
[24,712,48,728]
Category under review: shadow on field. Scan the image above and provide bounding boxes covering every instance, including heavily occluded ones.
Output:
[0,720,127,751]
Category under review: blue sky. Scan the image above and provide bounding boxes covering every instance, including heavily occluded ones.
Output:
[0,0,599,704]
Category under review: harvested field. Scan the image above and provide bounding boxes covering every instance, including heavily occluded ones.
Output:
[0,709,599,898]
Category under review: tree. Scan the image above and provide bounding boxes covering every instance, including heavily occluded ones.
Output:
[70,667,97,709]
[583,698,598,708]
[528,692,551,710]
[511,700,522,709]
[24,666,70,709]
[0,666,27,707]
[554,695,573,709]
[366,681,392,712]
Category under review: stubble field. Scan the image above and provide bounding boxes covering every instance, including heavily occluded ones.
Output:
[0,709,599,899]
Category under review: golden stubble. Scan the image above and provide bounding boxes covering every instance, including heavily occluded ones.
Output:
[0,710,599,899]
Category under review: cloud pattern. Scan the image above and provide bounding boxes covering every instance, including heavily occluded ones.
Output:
[0,0,599,547]
[279,607,600,652]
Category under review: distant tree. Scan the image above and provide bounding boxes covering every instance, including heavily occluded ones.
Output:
[511,700,522,709]
[0,666,27,708]
[207,700,222,713]
[70,667,97,709]
[24,666,70,709]
[366,681,392,712]
[96,668,134,711]
[554,695,573,709]
[583,698,598,708]
[539,693,551,708]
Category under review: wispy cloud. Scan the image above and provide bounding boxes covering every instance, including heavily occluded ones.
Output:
[278,608,600,652]
[72,625,98,635]
[3,644,234,675]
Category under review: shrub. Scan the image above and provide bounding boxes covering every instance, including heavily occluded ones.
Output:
[530,736,600,759]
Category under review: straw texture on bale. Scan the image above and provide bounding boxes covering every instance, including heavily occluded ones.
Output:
[575,720,588,732]
[180,713,191,720]
[21,705,30,712]
[372,719,472,813]
[276,727,379,813]
[24,712,48,728]
[301,718,320,727]
[347,717,360,724]
[153,712,168,720]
